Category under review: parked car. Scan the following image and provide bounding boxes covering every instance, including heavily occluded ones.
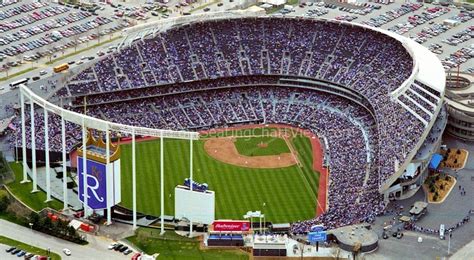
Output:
[5,246,16,253]
[108,243,117,250]
[114,244,124,251]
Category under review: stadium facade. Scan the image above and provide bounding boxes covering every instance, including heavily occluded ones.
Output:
[444,73,474,141]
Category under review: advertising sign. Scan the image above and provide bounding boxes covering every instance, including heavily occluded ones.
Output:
[308,225,327,243]
[212,221,250,232]
[308,231,327,243]
[78,157,107,209]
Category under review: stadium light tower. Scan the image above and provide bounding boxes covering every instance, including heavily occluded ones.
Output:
[20,91,29,183]
[132,129,137,229]
[30,98,38,193]
[189,139,194,237]
[82,118,89,217]
[106,127,111,225]
[61,114,68,210]
[160,131,165,235]
[44,108,51,202]
[19,84,199,229]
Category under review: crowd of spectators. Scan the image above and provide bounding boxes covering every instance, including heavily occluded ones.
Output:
[9,17,444,233]
[404,210,471,235]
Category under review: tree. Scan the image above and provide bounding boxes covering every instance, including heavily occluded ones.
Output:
[40,215,53,232]
[95,24,102,44]
[2,56,12,77]
[72,34,81,52]
[67,225,77,238]
[0,190,10,213]
[29,212,40,227]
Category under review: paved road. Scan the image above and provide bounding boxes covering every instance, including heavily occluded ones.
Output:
[0,219,130,260]
[0,244,29,260]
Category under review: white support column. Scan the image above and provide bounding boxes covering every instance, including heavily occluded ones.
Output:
[132,129,137,230]
[190,139,193,191]
[82,119,89,217]
[189,139,193,237]
[106,127,112,225]
[20,91,29,183]
[44,108,51,202]
[61,115,68,210]
[160,132,164,235]
[30,99,38,193]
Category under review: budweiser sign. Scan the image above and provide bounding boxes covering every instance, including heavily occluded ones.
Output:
[213,221,250,231]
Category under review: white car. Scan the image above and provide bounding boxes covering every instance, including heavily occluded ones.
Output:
[39,70,47,76]
[108,243,117,250]
[63,248,71,256]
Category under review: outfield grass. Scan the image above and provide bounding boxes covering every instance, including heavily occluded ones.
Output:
[234,136,289,157]
[201,127,280,138]
[7,162,63,211]
[126,228,248,260]
[120,128,319,223]
[0,236,61,260]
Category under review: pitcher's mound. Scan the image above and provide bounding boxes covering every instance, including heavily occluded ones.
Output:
[204,137,296,169]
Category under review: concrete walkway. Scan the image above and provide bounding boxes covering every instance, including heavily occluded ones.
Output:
[30,166,82,210]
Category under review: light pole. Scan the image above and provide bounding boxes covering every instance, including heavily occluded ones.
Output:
[448,231,452,255]
[15,132,18,163]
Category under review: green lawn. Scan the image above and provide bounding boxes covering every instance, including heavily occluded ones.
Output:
[126,228,248,260]
[0,236,61,260]
[189,0,221,13]
[201,127,280,138]
[7,162,63,211]
[234,136,290,157]
[120,128,319,223]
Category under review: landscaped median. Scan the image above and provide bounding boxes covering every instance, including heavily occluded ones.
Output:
[45,36,122,65]
[0,67,37,81]
[0,235,61,260]
[189,0,220,13]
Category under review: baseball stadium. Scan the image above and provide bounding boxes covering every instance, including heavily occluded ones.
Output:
[4,9,451,258]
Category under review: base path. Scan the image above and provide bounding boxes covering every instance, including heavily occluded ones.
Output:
[204,137,296,169]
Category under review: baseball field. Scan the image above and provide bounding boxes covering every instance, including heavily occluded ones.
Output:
[120,126,320,223]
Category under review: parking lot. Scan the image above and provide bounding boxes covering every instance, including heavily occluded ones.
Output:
[0,0,131,75]
[272,1,473,72]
